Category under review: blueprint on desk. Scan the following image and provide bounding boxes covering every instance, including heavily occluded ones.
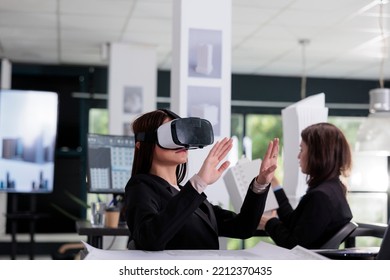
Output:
[80,241,327,260]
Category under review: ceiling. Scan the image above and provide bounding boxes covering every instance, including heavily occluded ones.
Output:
[0,0,389,80]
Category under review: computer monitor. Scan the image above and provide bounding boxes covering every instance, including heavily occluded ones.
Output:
[86,133,135,194]
[0,89,58,193]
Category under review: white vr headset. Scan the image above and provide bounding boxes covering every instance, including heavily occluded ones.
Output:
[136,117,214,150]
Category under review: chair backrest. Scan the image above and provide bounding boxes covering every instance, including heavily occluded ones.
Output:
[320,221,358,249]
[376,219,390,260]
[127,239,137,250]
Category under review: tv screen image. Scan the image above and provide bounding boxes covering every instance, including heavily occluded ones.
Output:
[0,90,58,193]
[87,133,135,194]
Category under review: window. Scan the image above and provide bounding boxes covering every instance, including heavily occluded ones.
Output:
[231,113,283,183]
[230,113,282,249]
[231,113,388,248]
[329,116,388,246]
[89,108,109,134]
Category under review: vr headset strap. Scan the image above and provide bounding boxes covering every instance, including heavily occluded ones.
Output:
[159,108,181,120]
[135,109,180,143]
[135,131,156,143]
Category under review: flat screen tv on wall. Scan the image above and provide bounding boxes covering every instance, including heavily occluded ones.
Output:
[0,89,58,193]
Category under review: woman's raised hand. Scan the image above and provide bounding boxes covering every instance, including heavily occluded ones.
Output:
[197,137,233,185]
[256,138,279,185]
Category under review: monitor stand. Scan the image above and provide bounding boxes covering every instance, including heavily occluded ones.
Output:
[6,194,47,259]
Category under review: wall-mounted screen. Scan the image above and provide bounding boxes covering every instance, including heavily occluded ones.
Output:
[0,89,58,193]
[87,133,135,194]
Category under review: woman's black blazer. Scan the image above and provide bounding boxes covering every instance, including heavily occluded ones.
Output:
[125,174,269,251]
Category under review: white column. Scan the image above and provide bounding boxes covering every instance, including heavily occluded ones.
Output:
[171,0,232,210]
[0,58,11,235]
[108,43,157,135]
[1,58,12,89]
[105,43,157,249]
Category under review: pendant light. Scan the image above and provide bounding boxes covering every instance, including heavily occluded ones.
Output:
[355,0,390,155]
[299,39,310,100]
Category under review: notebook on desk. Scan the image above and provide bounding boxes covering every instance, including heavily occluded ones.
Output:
[315,218,390,260]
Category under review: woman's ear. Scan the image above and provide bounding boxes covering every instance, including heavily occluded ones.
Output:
[135,142,140,149]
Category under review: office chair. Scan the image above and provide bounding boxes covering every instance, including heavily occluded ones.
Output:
[320,221,358,249]
[375,219,390,260]
[314,220,388,260]
[52,242,85,260]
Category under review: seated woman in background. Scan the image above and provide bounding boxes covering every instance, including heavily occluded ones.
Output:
[259,122,353,249]
[124,109,279,251]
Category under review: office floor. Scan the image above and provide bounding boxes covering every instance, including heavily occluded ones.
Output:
[0,242,83,260]
[0,252,82,260]
[0,255,52,260]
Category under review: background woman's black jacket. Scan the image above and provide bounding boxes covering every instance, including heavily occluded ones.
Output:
[265,178,353,249]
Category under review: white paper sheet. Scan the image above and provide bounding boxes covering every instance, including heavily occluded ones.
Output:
[81,241,327,260]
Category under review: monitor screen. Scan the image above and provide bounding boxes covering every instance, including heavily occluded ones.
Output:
[0,89,58,193]
[87,133,135,194]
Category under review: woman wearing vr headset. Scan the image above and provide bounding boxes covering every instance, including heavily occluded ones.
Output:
[124,109,279,251]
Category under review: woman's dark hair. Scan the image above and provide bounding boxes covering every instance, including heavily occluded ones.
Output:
[130,109,187,183]
[301,122,352,194]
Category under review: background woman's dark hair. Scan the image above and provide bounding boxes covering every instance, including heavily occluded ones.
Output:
[301,122,352,194]
[131,109,187,183]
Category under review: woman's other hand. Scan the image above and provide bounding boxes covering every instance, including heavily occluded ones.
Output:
[258,210,277,230]
[270,176,283,192]
[197,137,233,185]
[256,138,279,185]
